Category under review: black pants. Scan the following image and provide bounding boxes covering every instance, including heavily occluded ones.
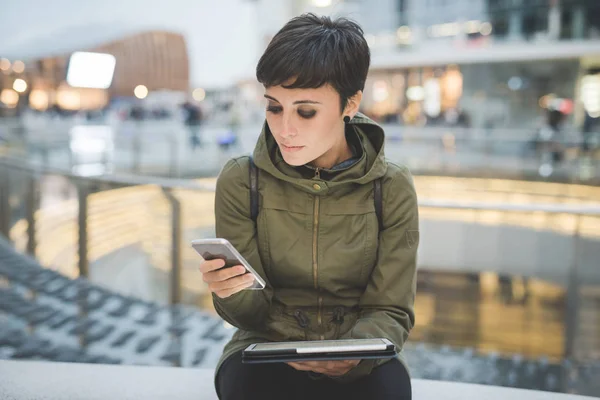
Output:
[216,352,411,400]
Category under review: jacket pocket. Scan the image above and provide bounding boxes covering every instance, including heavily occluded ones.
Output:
[318,210,379,288]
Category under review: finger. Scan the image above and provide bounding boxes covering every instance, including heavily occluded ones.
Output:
[203,265,246,283]
[215,278,256,299]
[324,368,350,377]
[286,362,306,370]
[199,259,226,273]
[288,362,328,374]
[287,362,313,372]
[297,361,325,369]
[210,273,254,293]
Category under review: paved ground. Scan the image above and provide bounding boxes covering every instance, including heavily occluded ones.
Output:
[1,237,599,397]
[2,360,598,400]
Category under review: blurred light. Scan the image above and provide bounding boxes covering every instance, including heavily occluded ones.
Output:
[558,99,574,114]
[72,163,110,177]
[429,22,461,37]
[0,58,11,71]
[539,164,553,177]
[465,20,481,34]
[29,90,49,111]
[442,68,463,108]
[69,125,114,155]
[0,89,19,107]
[56,89,81,110]
[134,85,148,99]
[12,60,25,73]
[396,26,412,43]
[193,88,206,102]
[546,97,573,114]
[392,74,405,88]
[507,76,523,91]
[539,93,556,109]
[313,0,332,7]
[580,74,600,116]
[441,23,461,36]
[480,22,493,36]
[406,86,425,101]
[66,52,116,89]
[13,79,27,93]
[423,78,441,117]
[372,80,389,102]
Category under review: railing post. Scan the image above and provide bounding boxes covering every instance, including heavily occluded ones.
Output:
[162,188,182,305]
[77,181,89,278]
[169,136,178,178]
[132,130,141,174]
[564,213,583,361]
[25,174,38,257]
[0,165,10,238]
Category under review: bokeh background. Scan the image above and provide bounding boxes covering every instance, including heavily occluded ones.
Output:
[1,0,599,397]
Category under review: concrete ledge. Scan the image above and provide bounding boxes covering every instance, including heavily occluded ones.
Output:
[0,360,596,400]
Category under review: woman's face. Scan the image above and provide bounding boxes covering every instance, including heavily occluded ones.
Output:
[264,83,352,168]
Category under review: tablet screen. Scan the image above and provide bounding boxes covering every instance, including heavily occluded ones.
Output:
[252,339,388,353]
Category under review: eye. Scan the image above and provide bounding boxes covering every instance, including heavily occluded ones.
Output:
[266,105,282,114]
[298,110,316,119]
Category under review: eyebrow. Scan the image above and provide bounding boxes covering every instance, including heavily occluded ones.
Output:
[264,94,321,105]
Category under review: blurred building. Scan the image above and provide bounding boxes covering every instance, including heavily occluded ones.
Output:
[249,0,600,130]
[0,30,189,114]
[358,0,600,130]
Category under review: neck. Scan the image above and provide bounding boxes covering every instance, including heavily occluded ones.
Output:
[309,130,353,170]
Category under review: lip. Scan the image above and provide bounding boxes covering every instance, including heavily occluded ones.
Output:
[281,144,305,153]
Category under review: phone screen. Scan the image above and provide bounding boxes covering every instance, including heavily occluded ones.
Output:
[196,244,243,270]
[192,239,266,289]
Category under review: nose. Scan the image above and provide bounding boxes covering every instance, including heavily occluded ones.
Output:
[280,113,297,139]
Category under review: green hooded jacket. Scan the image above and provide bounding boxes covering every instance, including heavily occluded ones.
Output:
[212,113,419,383]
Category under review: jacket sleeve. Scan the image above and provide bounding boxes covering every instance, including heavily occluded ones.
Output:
[336,165,419,382]
[211,157,273,331]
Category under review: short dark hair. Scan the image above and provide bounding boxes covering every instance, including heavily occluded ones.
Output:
[256,13,370,113]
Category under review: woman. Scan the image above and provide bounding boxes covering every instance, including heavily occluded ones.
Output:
[199,13,419,400]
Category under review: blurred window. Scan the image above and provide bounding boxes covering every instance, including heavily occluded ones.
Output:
[398,0,406,12]
[490,12,510,38]
[586,2,600,38]
[521,9,548,40]
[560,9,574,40]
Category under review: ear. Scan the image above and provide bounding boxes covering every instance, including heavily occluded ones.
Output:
[343,91,363,119]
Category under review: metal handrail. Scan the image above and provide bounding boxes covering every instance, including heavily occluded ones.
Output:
[419,199,600,214]
[0,155,215,191]
[1,152,599,361]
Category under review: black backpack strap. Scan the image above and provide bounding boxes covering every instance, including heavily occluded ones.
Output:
[249,156,259,223]
[374,178,383,232]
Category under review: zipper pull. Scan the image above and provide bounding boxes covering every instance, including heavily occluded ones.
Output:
[315,168,320,179]
[332,307,345,325]
[294,310,309,328]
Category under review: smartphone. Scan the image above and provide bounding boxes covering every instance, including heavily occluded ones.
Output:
[191,238,266,290]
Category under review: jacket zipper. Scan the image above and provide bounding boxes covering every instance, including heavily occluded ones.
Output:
[312,168,324,340]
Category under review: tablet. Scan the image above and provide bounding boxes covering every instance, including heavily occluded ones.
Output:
[242,338,396,364]
[191,238,266,290]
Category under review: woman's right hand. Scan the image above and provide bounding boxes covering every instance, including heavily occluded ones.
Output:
[199,259,256,299]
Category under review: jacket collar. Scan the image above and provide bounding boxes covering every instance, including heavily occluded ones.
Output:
[252,112,388,195]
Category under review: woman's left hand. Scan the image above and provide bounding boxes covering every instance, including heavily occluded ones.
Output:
[286,359,360,376]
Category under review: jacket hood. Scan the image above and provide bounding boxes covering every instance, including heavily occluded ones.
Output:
[252,112,388,194]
